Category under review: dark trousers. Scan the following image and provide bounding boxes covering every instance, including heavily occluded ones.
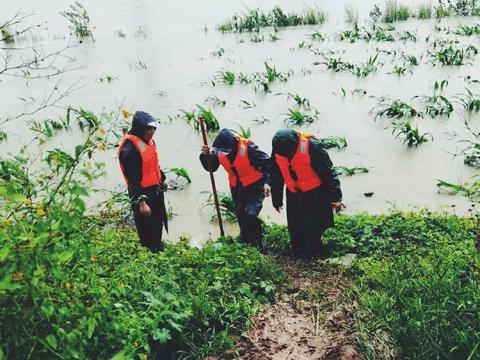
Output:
[133,191,166,252]
[286,188,333,258]
[231,182,265,250]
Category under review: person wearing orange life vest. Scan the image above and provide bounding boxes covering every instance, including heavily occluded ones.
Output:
[270,129,344,259]
[118,111,168,252]
[200,128,271,250]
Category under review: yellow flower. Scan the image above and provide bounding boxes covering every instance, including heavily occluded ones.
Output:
[12,272,23,281]
[90,255,97,263]
[98,127,106,135]
[143,354,147,360]
[51,155,59,164]
[23,199,32,206]
[122,109,130,119]
[97,143,107,151]
[65,282,71,289]
[37,207,46,217]
[1,219,10,228]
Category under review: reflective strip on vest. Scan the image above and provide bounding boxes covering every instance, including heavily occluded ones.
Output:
[218,138,263,188]
[274,134,322,193]
[118,134,162,188]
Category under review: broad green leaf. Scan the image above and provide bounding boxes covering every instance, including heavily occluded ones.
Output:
[46,334,57,350]
[57,250,74,264]
[152,328,171,343]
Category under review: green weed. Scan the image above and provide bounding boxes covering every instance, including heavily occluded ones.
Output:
[286,93,311,108]
[217,70,235,86]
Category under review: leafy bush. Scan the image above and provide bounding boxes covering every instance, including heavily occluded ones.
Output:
[61,1,93,39]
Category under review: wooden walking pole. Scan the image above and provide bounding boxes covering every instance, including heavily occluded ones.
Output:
[199,117,225,237]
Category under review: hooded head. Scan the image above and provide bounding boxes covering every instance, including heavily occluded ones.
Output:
[212,128,238,154]
[272,129,299,158]
[129,111,159,142]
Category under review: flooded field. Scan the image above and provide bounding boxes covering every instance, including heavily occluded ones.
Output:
[2,0,480,244]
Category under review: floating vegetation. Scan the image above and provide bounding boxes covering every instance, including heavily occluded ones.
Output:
[253,62,293,93]
[392,121,432,146]
[204,95,226,108]
[250,34,265,43]
[373,98,420,119]
[391,65,409,76]
[269,33,280,42]
[284,108,319,125]
[210,47,225,57]
[131,60,148,70]
[253,116,270,125]
[429,43,478,66]
[318,136,348,149]
[459,141,480,168]
[217,6,326,33]
[61,1,93,39]
[335,166,369,176]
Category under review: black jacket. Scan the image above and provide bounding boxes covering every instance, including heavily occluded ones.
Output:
[270,138,342,208]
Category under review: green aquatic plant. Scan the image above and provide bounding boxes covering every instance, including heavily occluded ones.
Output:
[454,23,480,36]
[318,136,348,149]
[392,121,432,146]
[352,54,381,77]
[284,108,319,125]
[166,167,192,189]
[335,166,369,176]
[373,98,420,119]
[210,47,225,57]
[61,1,93,39]
[250,34,265,43]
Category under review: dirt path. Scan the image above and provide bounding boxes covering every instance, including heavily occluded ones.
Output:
[234,257,363,360]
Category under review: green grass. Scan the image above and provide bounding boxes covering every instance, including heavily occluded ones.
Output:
[383,0,411,23]
[417,3,433,18]
[217,70,235,85]
[217,6,326,33]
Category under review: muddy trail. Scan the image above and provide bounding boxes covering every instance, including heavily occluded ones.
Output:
[213,255,363,360]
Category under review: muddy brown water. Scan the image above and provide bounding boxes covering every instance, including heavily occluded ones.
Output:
[2,1,480,245]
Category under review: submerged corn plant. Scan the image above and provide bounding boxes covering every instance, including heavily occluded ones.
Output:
[181,106,220,132]
[335,166,369,176]
[217,69,236,85]
[286,93,311,108]
[454,23,480,36]
[165,167,192,190]
[429,43,478,66]
[204,95,226,108]
[239,99,256,109]
[283,108,319,125]
[417,3,433,19]
[436,179,480,199]
[318,136,348,149]
[201,191,237,223]
[392,121,432,146]
[210,47,225,57]
[252,62,293,93]
[61,1,93,39]
[414,80,453,118]
[457,88,480,112]
[309,31,325,41]
[373,98,420,119]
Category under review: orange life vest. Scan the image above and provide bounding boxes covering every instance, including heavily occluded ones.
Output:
[218,136,263,188]
[118,134,162,188]
[274,133,322,193]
